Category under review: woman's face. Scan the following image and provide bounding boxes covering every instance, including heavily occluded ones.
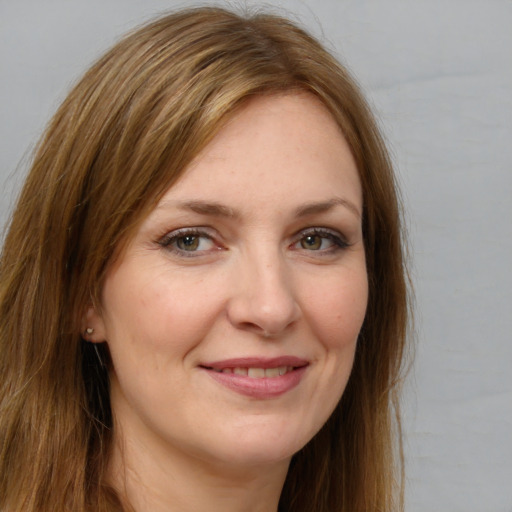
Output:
[89,93,368,470]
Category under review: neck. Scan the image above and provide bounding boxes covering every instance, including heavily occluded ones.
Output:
[107,421,290,512]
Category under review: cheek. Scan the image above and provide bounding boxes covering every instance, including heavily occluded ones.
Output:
[101,267,224,360]
[293,269,368,443]
[304,269,368,349]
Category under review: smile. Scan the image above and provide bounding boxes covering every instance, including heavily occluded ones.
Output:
[211,366,293,378]
[200,357,309,398]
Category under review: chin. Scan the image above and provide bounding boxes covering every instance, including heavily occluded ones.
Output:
[203,419,317,468]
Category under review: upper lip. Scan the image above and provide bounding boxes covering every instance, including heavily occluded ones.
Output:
[200,356,309,370]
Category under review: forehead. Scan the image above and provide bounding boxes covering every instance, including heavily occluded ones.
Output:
[156,93,362,215]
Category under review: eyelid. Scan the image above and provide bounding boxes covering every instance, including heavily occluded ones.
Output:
[158,226,223,256]
[292,227,350,251]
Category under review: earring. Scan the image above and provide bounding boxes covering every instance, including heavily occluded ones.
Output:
[93,343,105,368]
[85,327,94,335]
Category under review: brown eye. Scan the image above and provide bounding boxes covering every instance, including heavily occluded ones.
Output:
[300,235,322,250]
[293,228,349,254]
[159,229,218,256]
[176,235,200,251]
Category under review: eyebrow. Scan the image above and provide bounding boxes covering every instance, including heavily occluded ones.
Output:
[294,197,362,219]
[157,200,239,219]
[157,197,361,220]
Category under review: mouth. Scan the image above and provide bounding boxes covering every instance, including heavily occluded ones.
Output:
[199,357,309,398]
[207,366,295,378]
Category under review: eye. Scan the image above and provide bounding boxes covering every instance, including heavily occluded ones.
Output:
[158,228,219,256]
[293,228,349,253]
[300,234,326,250]
[175,234,203,251]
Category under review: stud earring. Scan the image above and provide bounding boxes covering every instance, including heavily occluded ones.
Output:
[85,327,94,335]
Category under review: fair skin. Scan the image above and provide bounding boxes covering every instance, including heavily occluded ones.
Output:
[86,93,368,512]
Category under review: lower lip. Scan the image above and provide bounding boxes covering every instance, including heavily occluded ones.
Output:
[203,367,307,399]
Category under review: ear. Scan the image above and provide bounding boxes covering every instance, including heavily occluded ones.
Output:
[81,305,107,343]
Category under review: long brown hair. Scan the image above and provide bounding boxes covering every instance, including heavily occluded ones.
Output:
[0,6,409,511]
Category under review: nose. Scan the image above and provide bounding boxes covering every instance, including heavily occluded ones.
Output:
[226,251,301,338]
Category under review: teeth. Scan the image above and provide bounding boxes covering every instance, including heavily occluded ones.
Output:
[265,367,280,378]
[247,368,265,378]
[218,366,292,378]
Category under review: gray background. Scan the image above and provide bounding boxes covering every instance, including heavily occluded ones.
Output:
[1,1,511,510]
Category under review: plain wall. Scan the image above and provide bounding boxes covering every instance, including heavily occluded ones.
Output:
[1,1,511,510]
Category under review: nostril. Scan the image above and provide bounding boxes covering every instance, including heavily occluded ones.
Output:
[226,283,301,337]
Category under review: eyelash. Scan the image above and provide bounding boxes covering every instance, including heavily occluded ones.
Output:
[293,228,350,254]
[158,227,219,257]
[157,227,349,257]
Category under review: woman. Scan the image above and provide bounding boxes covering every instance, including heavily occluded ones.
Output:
[0,6,409,512]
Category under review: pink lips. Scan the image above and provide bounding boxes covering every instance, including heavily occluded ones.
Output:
[200,356,309,399]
